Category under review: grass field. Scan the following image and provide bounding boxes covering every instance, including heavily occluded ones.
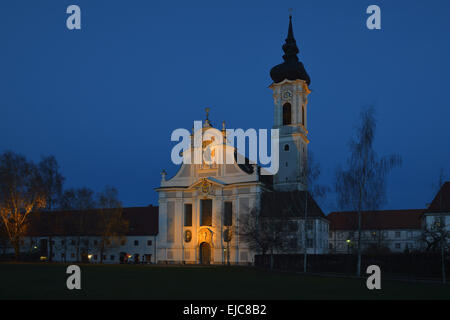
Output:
[0,263,449,300]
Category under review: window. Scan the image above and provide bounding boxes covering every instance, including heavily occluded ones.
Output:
[282,103,292,125]
[306,239,313,248]
[110,255,115,261]
[302,105,305,125]
[167,201,175,242]
[224,202,233,226]
[284,144,290,151]
[395,231,401,238]
[306,220,313,230]
[94,240,98,245]
[147,240,152,246]
[395,243,401,249]
[134,240,139,246]
[71,240,76,246]
[184,203,192,227]
[201,199,212,226]
[61,240,65,246]
[120,240,126,246]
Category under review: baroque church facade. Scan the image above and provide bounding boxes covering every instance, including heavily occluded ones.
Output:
[155,16,329,265]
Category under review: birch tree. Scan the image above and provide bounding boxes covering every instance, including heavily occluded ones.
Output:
[335,107,401,276]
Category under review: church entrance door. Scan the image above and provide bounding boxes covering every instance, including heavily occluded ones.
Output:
[199,242,211,265]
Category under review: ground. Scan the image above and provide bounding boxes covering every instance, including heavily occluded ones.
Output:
[0,263,449,300]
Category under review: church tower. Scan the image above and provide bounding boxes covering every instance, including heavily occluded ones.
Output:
[269,15,311,191]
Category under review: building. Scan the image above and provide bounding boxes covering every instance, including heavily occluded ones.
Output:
[328,209,424,253]
[155,15,329,264]
[7,206,159,264]
[422,182,450,249]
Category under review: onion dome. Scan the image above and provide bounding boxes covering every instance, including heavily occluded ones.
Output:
[270,15,310,85]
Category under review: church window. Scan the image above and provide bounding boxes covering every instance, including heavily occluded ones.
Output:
[284,144,289,151]
[282,103,292,125]
[167,201,175,242]
[224,201,233,226]
[184,203,192,227]
[201,199,212,226]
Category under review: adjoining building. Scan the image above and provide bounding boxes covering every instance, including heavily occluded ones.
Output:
[11,206,158,264]
[423,182,450,231]
[328,209,424,254]
[328,182,450,254]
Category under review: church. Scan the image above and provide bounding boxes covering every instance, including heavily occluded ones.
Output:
[155,15,329,265]
[3,15,329,265]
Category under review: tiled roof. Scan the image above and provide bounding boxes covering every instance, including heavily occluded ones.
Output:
[328,209,424,231]
[426,181,450,213]
[260,190,326,219]
[27,206,159,237]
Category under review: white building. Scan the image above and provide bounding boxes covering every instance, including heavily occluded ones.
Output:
[422,182,450,250]
[4,206,159,264]
[328,209,424,254]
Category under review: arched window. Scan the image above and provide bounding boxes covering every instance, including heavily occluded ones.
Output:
[282,103,291,125]
[302,105,305,125]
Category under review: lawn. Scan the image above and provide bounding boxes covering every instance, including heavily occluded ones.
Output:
[0,263,449,300]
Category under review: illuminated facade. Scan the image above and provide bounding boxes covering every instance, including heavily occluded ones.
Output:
[155,15,329,264]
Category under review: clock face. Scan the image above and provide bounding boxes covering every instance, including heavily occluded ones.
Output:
[283,91,292,100]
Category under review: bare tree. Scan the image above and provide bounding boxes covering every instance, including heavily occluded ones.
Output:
[38,155,65,261]
[94,186,129,264]
[335,107,401,276]
[421,169,449,283]
[238,198,285,269]
[299,151,328,273]
[0,151,46,260]
[38,155,65,211]
[59,187,96,261]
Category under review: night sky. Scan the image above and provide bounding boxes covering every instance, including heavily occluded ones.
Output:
[1,0,449,213]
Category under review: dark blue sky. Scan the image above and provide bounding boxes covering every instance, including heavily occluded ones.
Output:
[1,0,449,212]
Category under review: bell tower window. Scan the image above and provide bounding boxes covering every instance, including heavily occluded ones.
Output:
[282,103,292,125]
[302,105,305,125]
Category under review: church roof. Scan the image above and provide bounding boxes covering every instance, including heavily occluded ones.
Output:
[260,190,326,219]
[270,15,311,85]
